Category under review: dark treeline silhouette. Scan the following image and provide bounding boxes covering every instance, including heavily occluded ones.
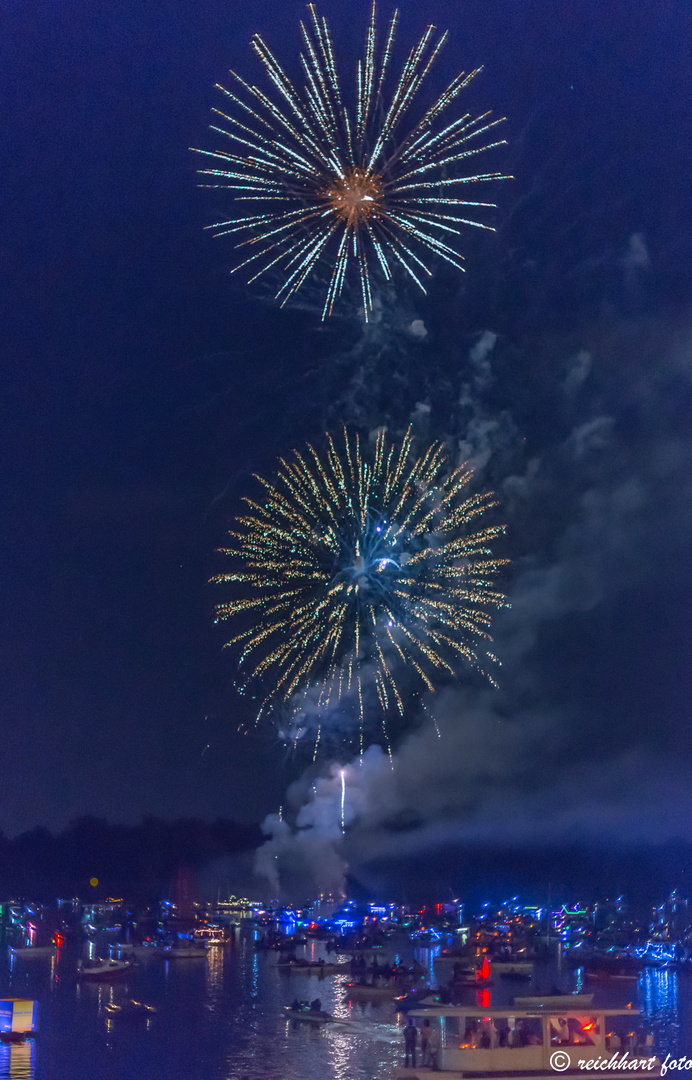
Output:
[0,816,262,902]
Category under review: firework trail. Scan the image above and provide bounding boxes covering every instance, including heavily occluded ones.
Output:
[192,2,510,319]
[212,427,508,757]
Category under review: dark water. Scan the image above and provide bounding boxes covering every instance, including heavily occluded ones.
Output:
[2,934,691,1080]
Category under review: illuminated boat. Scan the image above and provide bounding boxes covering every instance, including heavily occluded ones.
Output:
[193,927,226,946]
[394,1000,658,1078]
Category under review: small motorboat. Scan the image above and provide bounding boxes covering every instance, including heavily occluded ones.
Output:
[283,1004,332,1024]
[104,999,157,1020]
[78,958,132,979]
[162,944,207,958]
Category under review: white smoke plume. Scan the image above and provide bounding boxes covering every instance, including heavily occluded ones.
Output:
[254,314,692,898]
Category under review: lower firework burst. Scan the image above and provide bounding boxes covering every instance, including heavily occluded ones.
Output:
[212,428,508,757]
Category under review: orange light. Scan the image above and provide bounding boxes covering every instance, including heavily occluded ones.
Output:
[582,1022,595,1032]
[325,169,383,226]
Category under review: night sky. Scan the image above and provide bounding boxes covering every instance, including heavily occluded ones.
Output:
[3,0,692,888]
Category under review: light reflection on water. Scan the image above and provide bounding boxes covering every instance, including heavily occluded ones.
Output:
[638,966,682,1055]
[0,1042,34,1080]
[1,935,692,1079]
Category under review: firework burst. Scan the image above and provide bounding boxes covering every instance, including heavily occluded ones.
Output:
[192,3,511,319]
[212,428,508,756]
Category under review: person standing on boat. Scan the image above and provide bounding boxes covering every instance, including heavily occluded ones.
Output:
[421,1019,433,1064]
[428,1022,441,1070]
[403,1019,418,1068]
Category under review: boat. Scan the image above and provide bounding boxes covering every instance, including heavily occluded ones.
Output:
[110,942,163,959]
[104,999,157,1020]
[9,944,57,959]
[162,944,207,958]
[512,993,594,1008]
[277,959,349,975]
[77,958,132,980]
[410,931,444,946]
[397,999,659,1077]
[193,927,226,946]
[490,960,534,976]
[344,981,397,1000]
[283,1004,332,1024]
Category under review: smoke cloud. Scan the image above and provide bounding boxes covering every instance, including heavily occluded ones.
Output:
[254,307,692,898]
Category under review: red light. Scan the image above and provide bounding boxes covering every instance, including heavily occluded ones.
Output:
[477,956,491,980]
[582,1022,595,1032]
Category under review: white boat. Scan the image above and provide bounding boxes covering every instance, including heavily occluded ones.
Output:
[9,944,57,959]
[396,1000,658,1078]
[77,958,132,979]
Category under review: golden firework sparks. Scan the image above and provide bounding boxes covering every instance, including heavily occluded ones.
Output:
[212,428,509,753]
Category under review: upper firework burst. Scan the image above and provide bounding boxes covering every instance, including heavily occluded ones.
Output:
[212,428,508,756]
[192,3,511,319]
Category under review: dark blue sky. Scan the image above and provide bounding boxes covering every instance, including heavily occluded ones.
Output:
[2,0,692,843]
